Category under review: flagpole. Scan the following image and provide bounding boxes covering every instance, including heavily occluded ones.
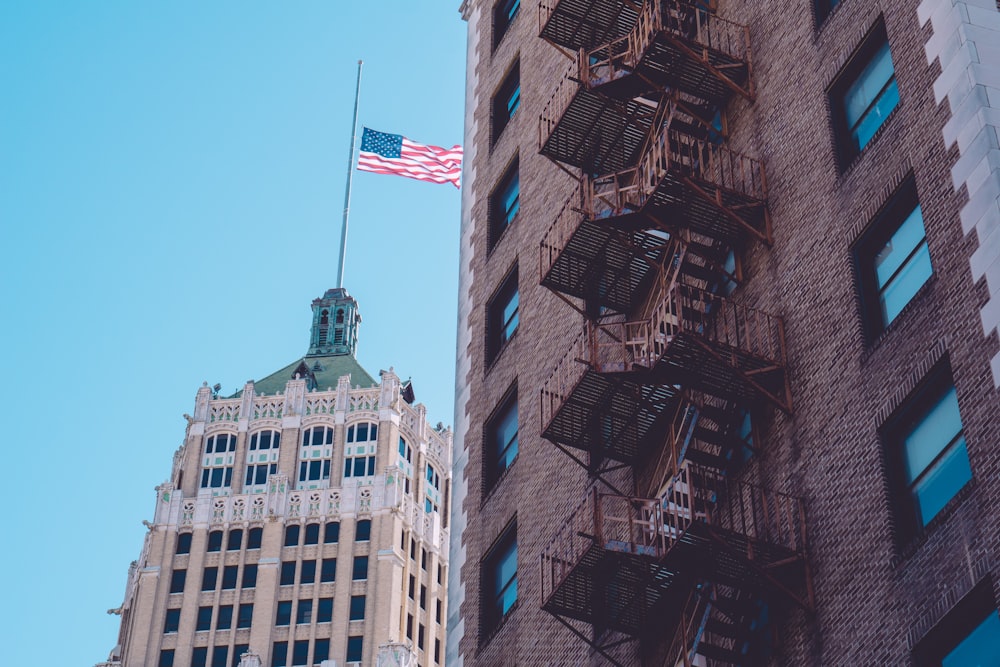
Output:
[337,59,363,289]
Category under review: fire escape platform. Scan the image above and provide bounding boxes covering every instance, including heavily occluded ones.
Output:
[541,367,681,467]
[541,218,672,315]
[539,0,640,52]
[539,83,652,174]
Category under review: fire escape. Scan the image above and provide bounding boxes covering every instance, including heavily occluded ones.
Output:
[536,1,812,665]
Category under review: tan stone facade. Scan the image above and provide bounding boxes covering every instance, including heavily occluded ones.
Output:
[102,294,451,667]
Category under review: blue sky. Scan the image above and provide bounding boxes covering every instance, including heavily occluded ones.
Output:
[0,3,466,661]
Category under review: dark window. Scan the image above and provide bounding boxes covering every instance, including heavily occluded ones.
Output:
[421,584,427,609]
[284,525,300,547]
[247,527,262,549]
[353,555,369,580]
[344,455,376,479]
[854,177,931,338]
[201,434,236,489]
[304,523,320,545]
[176,532,192,555]
[202,567,218,591]
[217,604,233,630]
[276,600,292,626]
[815,0,840,24]
[915,582,1000,665]
[292,641,309,666]
[222,565,238,590]
[196,606,212,631]
[232,646,248,667]
[321,557,337,583]
[407,614,414,639]
[422,548,428,570]
[169,569,186,594]
[486,265,519,364]
[280,561,296,586]
[493,0,520,48]
[159,649,175,667]
[297,599,313,624]
[436,599,443,624]
[164,608,180,633]
[211,646,228,667]
[485,385,518,488]
[482,522,518,633]
[356,519,371,541]
[227,529,243,551]
[324,522,340,544]
[242,564,258,588]
[314,639,330,663]
[300,559,316,585]
[886,368,971,538]
[317,597,334,623]
[830,22,899,166]
[409,574,415,599]
[438,564,443,584]
[207,530,223,552]
[489,160,520,249]
[492,62,520,144]
[350,595,366,621]
[435,639,441,664]
[237,603,253,629]
[272,641,288,667]
[419,623,425,650]
[249,429,280,451]
[346,636,363,663]
[192,647,208,667]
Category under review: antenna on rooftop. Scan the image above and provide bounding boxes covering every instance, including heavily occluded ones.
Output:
[336,60,364,289]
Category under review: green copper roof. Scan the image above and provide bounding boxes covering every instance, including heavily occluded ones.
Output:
[242,353,377,396]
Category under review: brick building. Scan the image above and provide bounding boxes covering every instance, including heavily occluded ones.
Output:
[449,0,1000,665]
[100,288,452,667]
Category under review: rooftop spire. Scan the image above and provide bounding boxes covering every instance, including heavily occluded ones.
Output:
[308,288,360,357]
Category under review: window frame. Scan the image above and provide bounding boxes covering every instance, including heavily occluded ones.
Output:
[486,264,519,366]
[481,520,518,641]
[828,21,899,168]
[915,581,1000,666]
[488,158,520,251]
[491,60,520,145]
[492,0,521,50]
[484,383,519,492]
[884,364,972,542]
[853,176,932,340]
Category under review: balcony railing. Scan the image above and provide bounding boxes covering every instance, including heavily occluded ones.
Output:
[541,472,808,622]
[539,0,642,52]
[584,0,753,104]
[586,127,770,244]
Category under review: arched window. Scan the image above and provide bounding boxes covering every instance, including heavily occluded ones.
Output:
[356,519,371,542]
[245,430,281,492]
[298,425,334,489]
[284,524,300,547]
[227,529,243,551]
[207,530,223,552]
[336,309,344,324]
[200,433,236,493]
[324,522,340,544]
[247,527,263,550]
[176,532,193,555]
[344,422,378,479]
[304,523,320,545]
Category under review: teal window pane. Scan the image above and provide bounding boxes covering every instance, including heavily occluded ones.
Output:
[904,388,961,480]
[495,540,518,615]
[496,399,519,472]
[843,41,898,151]
[912,435,971,525]
[501,290,519,342]
[880,242,931,324]
[942,610,1000,666]
[502,174,520,224]
[506,85,520,117]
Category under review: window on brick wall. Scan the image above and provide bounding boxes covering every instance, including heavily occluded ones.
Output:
[272,642,288,667]
[346,636,364,663]
[300,559,316,585]
[324,521,340,544]
[217,604,233,630]
[221,565,238,589]
[163,608,180,633]
[284,524,300,547]
[492,61,520,145]
[232,645,248,667]
[202,567,217,591]
[493,0,520,49]
[486,265,519,365]
[356,519,371,541]
[169,569,186,594]
[280,561,296,586]
[489,159,520,250]
[207,530,223,552]
[344,422,377,479]
[484,384,518,490]
[815,0,840,24]
[176,532,192,555]
[885,365,972,539]
[317,597,333,623]
[226,529,242,551]
[321,557,337,583]
[196,606,212,631]
[237,603,253,629]
[854,176,932,339]
[245,429,280,491]
[291,640,309,666]
[211,646,227,667]
[481,520,518,640]
[297,599,313,624]
[247,527,262,549]
[915,582,1000,665]
[314,639,330,664]
[829,21,899,166]
[159,649,174,667]
[242,564,257,588]
[276,600,292,626]
[200,433,236,490]
[191,647,208,667]
[304,523,320,545]
[353,556,369,581]
[350,595,366,621]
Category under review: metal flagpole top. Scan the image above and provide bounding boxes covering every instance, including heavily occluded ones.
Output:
[337,60,363,289]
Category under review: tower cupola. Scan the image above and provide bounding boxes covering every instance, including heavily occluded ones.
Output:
[308,287,360,357]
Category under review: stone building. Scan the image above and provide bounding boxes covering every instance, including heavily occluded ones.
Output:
[101,288,452,667]
[449,0,1000,665]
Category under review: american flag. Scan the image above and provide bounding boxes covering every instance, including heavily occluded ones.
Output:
[357,127,462,189]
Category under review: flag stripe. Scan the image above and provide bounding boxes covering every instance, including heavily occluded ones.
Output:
[357,127,462,188]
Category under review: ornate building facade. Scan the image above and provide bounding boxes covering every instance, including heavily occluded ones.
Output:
[101,288,452,667]
[450,0,1000,665]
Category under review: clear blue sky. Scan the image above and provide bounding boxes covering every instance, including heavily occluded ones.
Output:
[0,3,466,662]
